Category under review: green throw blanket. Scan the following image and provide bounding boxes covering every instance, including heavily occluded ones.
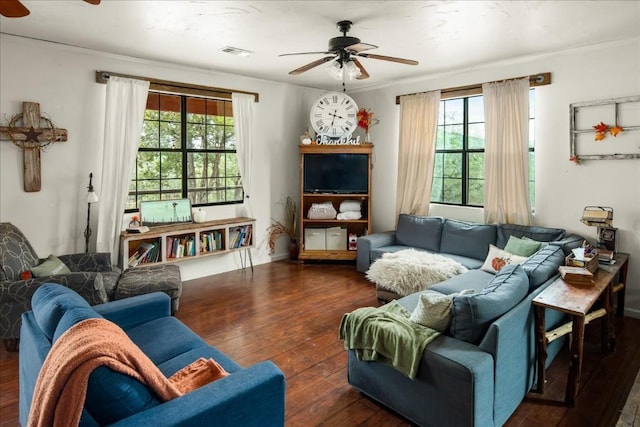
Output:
[339,300,440,379]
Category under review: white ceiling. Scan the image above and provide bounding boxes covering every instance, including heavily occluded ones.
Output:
[1,1,639,91]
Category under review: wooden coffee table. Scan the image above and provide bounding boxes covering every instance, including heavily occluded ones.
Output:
[532,252,629,406]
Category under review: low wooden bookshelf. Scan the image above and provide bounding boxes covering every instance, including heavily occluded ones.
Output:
[120,217,255,270]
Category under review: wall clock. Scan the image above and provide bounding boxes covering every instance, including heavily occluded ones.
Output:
[309,91,358,139]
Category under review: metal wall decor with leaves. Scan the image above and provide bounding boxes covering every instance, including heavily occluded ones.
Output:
[569,95,640,163]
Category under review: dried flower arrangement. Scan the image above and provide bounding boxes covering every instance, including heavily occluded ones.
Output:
[267,196,297,255]
[357,108,380,141]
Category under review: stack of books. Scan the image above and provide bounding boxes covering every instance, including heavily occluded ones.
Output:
[597,248,615,265]
[558,265,594,286]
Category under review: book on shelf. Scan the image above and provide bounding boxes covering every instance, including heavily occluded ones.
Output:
[558,265,594,285]
[128,241,155,267]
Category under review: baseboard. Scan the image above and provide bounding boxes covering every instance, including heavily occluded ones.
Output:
[623,307,640,320]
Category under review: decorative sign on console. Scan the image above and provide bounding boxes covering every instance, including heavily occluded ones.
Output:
[315,134,361,145]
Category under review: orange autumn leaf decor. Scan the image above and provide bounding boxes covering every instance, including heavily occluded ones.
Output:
[610,125,623,137]
[592,122,623,141]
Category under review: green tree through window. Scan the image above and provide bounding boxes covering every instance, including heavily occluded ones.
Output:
[431,90,535,208]
[126,92,243,211]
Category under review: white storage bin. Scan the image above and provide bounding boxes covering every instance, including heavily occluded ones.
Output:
[304,228,326,250]
[326,227,347,250]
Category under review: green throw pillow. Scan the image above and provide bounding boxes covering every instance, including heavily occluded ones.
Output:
[504,236,544,257]
[522,236,549,248]
[31,254,71,277]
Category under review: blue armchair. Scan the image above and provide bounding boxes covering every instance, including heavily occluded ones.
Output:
[20,284,286,426]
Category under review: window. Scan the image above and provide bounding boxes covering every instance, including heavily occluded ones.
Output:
[126,92,242,211]
[430,90,535,207]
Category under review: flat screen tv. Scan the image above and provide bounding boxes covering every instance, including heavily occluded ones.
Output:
[304,153,369,194]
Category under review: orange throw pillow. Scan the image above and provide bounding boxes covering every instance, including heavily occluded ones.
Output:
[168,357,229,394]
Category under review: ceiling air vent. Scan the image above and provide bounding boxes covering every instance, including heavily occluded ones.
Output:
[220,46,253,57]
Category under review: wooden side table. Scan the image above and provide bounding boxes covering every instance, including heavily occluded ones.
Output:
[532,252,629,406]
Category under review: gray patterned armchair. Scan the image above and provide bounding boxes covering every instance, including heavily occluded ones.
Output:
[0,222,121,350]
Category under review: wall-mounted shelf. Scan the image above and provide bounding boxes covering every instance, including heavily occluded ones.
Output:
[570,95,640,162]
[120,217,254,270]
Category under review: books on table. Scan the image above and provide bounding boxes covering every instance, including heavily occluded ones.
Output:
[558,265,594,286]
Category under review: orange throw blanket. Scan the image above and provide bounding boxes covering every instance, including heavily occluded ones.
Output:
[27,318,182,427]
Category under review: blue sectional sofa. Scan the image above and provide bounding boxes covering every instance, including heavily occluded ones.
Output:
[349,215,584,426]
[20,283,286,427]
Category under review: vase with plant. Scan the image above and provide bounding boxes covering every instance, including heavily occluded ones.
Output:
[357,107,380,142]
[267,196,298,260]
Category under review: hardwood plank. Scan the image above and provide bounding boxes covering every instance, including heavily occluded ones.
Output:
[0,260,638,426]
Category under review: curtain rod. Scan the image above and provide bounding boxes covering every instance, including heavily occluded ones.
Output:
[95,71,259,102]
[395,72,551,104]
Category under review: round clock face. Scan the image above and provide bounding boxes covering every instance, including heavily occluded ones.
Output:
[310,92,358,138]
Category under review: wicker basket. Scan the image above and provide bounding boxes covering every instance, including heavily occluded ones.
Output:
[565,253,599,273]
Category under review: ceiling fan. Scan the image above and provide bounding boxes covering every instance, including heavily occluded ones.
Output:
[0,0,100,18]
[279,20,418,80]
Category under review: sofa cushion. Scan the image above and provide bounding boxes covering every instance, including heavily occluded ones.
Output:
[450,264,529,344]
[430,269,494,294]
[395,215,444,252]
[32,283,93,340]
[52,307,103,342]
[496,223,565,249]
[125,316,210,365]
[520,245,565,290]
[480,244,527,274]
[504,236,545,257]
[439,220,497,261]
[86,366,161,425]
[31,254,72,277]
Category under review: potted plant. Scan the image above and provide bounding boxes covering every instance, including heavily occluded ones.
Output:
[267,196,298,260]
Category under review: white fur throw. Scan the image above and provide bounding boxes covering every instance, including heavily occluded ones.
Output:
[366,249,468,297]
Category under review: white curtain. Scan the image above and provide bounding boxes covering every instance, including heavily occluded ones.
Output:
[482,77,532,225]
[396,91,441,217]
[96,76,150,257]
[232,93,256,217]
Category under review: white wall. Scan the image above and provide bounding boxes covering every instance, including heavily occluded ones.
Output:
[352,37,640,318]
[0,34,322,280]
[2,34,638,317]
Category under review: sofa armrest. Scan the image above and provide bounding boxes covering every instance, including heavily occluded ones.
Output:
[94,292,171,329]
[478,277,567,426]
[356,231,396,273]
[110,361,285,427]
[58,252,114,272]
[348,335,494,426]
[550,233,585,255]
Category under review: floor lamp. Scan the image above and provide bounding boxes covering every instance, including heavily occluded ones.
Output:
[84,172,99,253]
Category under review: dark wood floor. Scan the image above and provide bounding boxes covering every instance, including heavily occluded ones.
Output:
[1,260,638,426]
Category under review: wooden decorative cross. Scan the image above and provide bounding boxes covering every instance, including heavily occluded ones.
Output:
[0,102,68,192]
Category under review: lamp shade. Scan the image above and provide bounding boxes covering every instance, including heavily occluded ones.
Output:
[87,191,99,203]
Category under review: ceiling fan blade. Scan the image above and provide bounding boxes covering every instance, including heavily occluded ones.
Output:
[357,53,419,66]
[288,56,336,75]
[0,0,30,17]
[83,0,101,4]
[345,43,378,53]
[279,51,331,57]
[352,59,370,80]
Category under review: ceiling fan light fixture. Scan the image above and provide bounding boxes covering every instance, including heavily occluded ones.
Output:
[326,60,343,80]
[326,59,361,81]
[345,60,361,80]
